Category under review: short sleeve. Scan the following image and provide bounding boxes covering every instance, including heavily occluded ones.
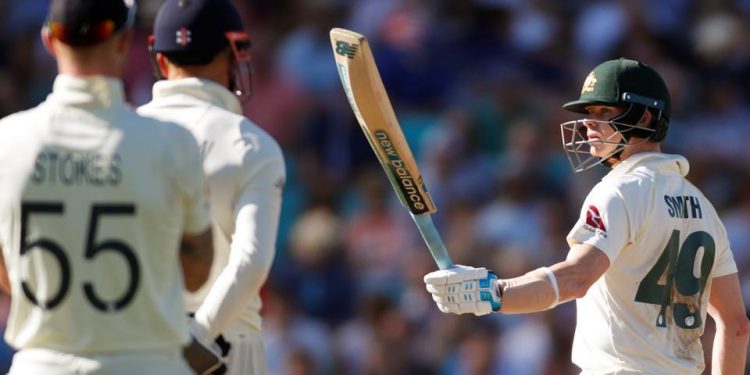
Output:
[567,182,631,262]
[712,222,738,277]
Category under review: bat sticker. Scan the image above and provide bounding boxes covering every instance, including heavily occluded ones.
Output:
[374,130,431,214]
[334,40,358,58]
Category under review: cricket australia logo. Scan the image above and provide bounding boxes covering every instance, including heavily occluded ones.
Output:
[175,27,192,47]
[335,40,358,58]
[581,72,597,94]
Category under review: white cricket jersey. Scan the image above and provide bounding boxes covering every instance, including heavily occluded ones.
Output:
[138,78,284,341]
[567,153,737,374]
[0,75,211,354]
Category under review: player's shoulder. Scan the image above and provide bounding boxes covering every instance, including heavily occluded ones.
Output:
[137,97,201,118]
[135,100,157,117]
[240,117,282,152]
[0,105,45,130]
[119,107,203,171]
[584,172,649,211]
[0,104,57,149]
[154,117,203,155]
[237,116,284,164]
[614,170,651,193]
[137,99,196,126]
[124,105,197,142]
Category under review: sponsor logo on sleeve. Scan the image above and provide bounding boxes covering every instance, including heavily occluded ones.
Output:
[583,205,607,237]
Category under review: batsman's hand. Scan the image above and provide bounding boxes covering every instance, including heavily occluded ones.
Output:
[424,265,502,316]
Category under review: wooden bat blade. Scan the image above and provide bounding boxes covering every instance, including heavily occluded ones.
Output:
[329,27,436,216]
[330,28,454,270]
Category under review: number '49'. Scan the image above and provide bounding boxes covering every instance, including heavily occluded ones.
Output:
[634,229,715,329]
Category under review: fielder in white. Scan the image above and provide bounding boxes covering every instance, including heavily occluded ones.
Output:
[138,1,285,374]
[0,0,216,374]
[423,58,750,374]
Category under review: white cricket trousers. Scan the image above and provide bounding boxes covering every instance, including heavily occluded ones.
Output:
[8,348,194,375]
[224,325,268,375]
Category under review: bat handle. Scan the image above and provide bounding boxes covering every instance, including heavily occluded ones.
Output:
[411,213,454,270]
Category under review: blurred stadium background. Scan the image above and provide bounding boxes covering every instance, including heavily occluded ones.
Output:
[1,0,749,374]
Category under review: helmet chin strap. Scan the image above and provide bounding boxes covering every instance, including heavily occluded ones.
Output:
[599,103,647,167]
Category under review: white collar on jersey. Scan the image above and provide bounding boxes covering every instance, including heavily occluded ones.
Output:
[603,152,690,181]
[48,75,125,108]
[150,78,243,116]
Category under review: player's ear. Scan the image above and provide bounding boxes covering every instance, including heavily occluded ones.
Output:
[639,107,653,128]
[40,25,57,57]
[155,53,171,79]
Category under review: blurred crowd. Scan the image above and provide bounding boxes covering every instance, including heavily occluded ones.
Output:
[1,0,749,374]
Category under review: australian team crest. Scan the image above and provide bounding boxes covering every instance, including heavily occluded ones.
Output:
[581,72,597,94]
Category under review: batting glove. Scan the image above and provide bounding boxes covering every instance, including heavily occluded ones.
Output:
[424,265,502,316]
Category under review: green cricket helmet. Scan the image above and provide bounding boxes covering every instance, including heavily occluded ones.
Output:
[560,58,671,172]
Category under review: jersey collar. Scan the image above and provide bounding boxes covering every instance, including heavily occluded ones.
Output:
[603,152,690,181]
[151,78,243,115]
[47,75,126,108]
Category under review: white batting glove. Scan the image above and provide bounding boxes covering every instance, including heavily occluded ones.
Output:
[423,265,502,316]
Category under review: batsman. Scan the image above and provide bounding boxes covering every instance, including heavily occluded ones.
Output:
[423,58,750,374]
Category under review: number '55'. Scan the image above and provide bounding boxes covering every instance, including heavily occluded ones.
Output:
[19,202,140,313]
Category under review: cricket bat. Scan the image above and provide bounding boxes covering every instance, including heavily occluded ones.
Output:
[330,28,454,270]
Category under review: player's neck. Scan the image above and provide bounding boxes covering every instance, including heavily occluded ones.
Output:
[167,57,230,88]
[57,62,121,78]
[617,140,661,163]
[55,43,123,78]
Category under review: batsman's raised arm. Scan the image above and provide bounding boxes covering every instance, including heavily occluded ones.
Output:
[423,243,609,315]
[499,243,609,313]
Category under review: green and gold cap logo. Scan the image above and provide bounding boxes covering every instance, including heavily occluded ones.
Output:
[581,72,597,94]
